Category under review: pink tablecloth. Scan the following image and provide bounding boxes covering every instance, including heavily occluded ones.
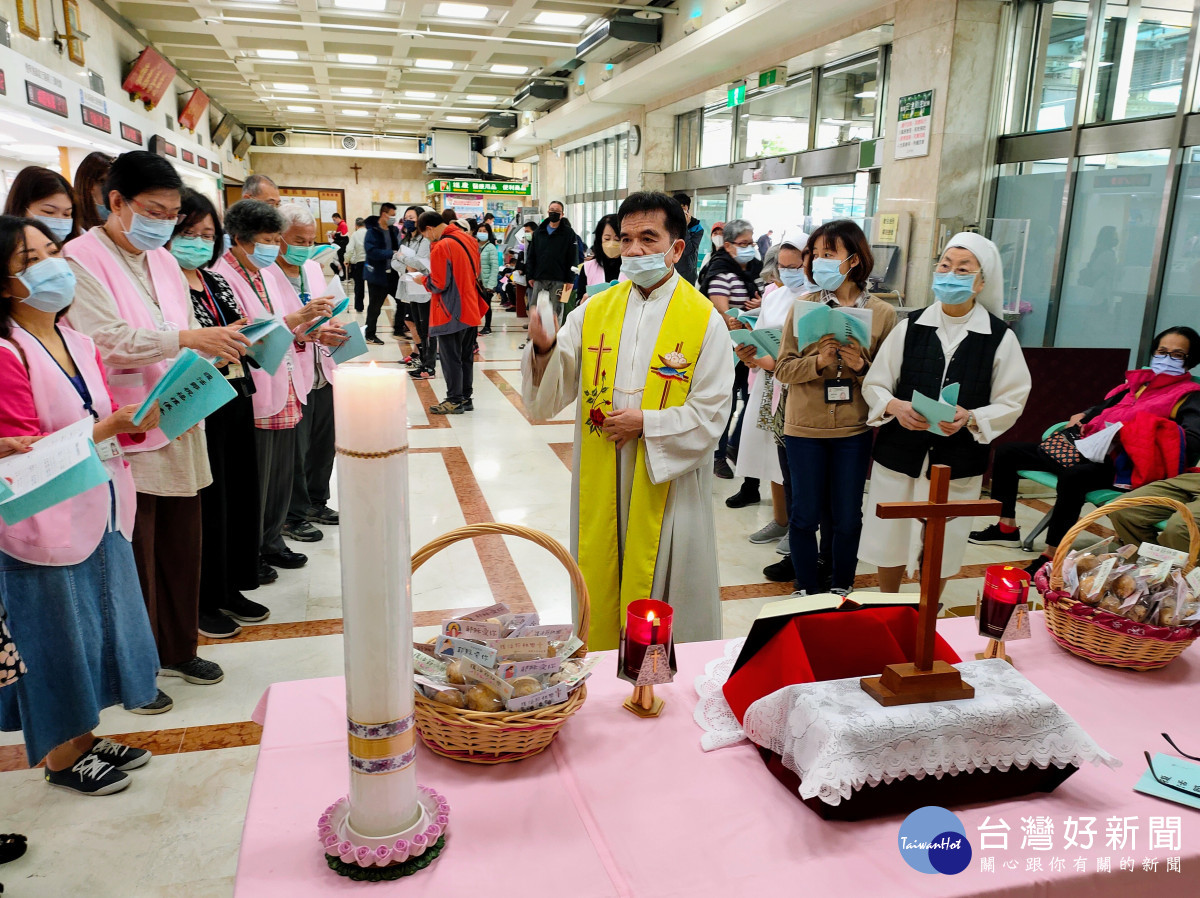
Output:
[236,614,1200,896]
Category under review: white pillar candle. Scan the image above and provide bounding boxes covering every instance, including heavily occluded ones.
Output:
[332,363,420,838]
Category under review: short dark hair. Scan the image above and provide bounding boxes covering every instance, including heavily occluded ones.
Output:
[475,221,496,245]
[2,166,80,240]
[173,188,224,269]
[106,151,183,203]
[242,174,277,198]
[549,199,564,210]
[672,192,691,210]
[441,208,458,222]
[380,202,397,214]
[484,212,494,220]
[332,213,342,220]
[224,198,284,245]
[417,210,445,232]
[403,205,425,218]
[616,191,687,243]
[804,219,874,291]
[1154,326,1200,369]
[0,215,65,339]
[354,217,364,227]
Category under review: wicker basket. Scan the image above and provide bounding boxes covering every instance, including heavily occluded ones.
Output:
[411,523,590,764]
[1037,495,1200,671]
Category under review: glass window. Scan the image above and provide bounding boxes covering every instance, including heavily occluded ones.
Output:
[584,144,596,193]
[1029,3,1118,131]
[1091,1,1191,123]
[693,188,728,269]
[991,159,1069,346]
[605,138,617,191]
[1154,146,1200,337]
[700,107,733,167]
[675,109,701,170]
[1055,150,1171,365]
[735,78,812,160]
[565,151,576,195]
[808,173,873,224]
[815,55,878,148]
[617,134,628,190]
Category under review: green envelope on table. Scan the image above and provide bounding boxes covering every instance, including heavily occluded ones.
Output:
[132,348,237,441]
[1134,753,1200,810]
[793,302,872,348]
[910,382,961,436]
[329,320,368,364]
[240,318,293,375]
[730,327,783,360]
[0,417,111,525]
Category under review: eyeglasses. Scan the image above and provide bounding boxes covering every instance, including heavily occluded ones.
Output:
[934,262,982,277]
[1154,349,1189,361]
[129,197,184,224]
[728,239,755,248]
[1144,733,1200,799]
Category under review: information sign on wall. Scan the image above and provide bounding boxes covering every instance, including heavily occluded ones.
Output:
[894,89,933,160]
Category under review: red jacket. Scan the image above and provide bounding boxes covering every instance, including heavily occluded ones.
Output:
[427,227,488,334]
[1115,412,1186,490]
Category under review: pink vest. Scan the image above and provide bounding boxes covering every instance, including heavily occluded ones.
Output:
[64,230,190,453]
[213,257,312,419]
[0,326,137,565]
[582,258,627,287]
[301,259,338,382]
[1083,369,1200,437]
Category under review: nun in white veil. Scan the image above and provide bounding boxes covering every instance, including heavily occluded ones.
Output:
[858,232,1032,595]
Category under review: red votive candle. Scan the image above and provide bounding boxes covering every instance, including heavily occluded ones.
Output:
[622,599,674,680]
[979,564,1030,639]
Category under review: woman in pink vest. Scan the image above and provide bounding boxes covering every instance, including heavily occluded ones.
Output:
[973,325,1200,577]
[0,216,161,795]
[63,151,250,714]
[211,200,331,577]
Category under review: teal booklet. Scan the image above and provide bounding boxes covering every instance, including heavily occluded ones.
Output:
[1134,753,1200,810]
[725,308,761,329]
[0,417,110,525]
[793,303,872,347]
[304,275,350,334]
[911,383,961,435]
[329,320,368,364]
[133,349,237,441]
[731,327,783,360]
[240,318,293,375]
[586,280,618,297]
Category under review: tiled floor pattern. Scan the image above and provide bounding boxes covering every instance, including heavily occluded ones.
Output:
[0,301,1102,895]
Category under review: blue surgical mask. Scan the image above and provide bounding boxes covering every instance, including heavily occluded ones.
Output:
[621,252,671,288]
[95,202,110,222]
[250,243,280,269]
[34,215,74,243]
[170,235,215,270]
[282,243,316,266]
[779,268,814,293]
[223,234,233,252]
[932,271,978,306]
[123,208,177,252]
[16,257,77,313]
[734,245,758,264]
[1151,355,1187,377]
[811,257,848,292]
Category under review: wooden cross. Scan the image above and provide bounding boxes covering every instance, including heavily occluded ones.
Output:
[350,162,363,184]
[860,464,1001,707]
[587,333,613,383]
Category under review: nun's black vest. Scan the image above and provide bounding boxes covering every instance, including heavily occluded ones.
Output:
[873,311,1009,479]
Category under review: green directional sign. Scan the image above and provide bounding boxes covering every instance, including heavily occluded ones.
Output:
[426,179,531,196]
[726,82,746,108]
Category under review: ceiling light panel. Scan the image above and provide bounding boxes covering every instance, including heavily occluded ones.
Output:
[340,86,374,95]
[274,83,309,92]
[258,49,300,60]
[394,112,421,119]
[333,0,387,10]
[415,58,454,69]
[338,53,378,64]
[489,64,527,75]
[465,93,498,102]
[444,115,474,123]
[405,90,437,99]
[436,3,489,18]
[287,105,316,112]
[534,12,586,27]
[342,109,372,116]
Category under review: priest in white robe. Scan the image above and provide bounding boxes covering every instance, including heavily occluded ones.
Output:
[522,192,734,650]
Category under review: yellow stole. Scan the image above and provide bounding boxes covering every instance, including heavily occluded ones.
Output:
[577,278,713,650]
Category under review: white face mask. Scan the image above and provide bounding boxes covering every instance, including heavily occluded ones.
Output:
[711,235,724,249]
[621,252,672,288]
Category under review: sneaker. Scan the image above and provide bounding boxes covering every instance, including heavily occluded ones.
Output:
[129,689,173,715]
[479,327,493,335]
[789,590,808,597]
[304,505,339,525]
[429,400,463,415]
[282,521,323,543]
[763,556,794,582]
[460,399,474,411]
[1025,555,1052,577]
[257,560,279,585]
[161,657,225,685]
[262,550,307,569]
[968,523,1022,547]
[713,458,734,480]
[45,754,130,796]
[365,336,384,346]
[0,832,28,865]
[86,737,151,771]
[219,593,270,623]
[726,484,761,508]
[776,532,790,555]
[749,521,787,544]
[199,610,241,639]
[409,368,434,380]
[831,587,851,598]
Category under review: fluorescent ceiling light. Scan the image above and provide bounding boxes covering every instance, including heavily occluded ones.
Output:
[341,86,373,95]
[465,93,497,102]
[415,58,454,70]
[338,53,377,64]
[274,82,309,91]
[855,90,877,98]
[258,49,299,60]
[534,11,586,26]
[822,118,850,125]
[437,2,488,18]
[343,109,371,116]
[405,90,437,99]
[490,64,527,75]
[445,115,474,123]
[287,105,316,112]
[394,112,421,119]
[333,0,386,10]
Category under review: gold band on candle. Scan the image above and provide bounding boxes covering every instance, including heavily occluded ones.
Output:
[335,445,408,460]
[347,728,416,761]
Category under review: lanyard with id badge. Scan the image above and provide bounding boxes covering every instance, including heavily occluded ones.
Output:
[197,276,246,382]
[825,354,854,405]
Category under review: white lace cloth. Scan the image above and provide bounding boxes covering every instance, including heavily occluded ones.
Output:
[740,659,1120,805]
[693,637,748,751]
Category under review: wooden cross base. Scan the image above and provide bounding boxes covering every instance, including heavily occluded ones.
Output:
[860,661,976,707]
[623,685,664,718]
[976,638,1012,665]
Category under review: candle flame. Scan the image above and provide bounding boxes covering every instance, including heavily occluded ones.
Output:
[369,361,378,370]
[647,611,656,623]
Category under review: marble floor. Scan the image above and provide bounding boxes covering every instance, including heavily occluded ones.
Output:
[0,303,1108,896]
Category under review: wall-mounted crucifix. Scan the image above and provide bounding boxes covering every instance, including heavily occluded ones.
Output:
[350,162,363,184]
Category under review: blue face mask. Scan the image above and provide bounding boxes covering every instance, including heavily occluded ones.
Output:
[811,257,849,292]
[620,252,671,288]
[16,257,77,313]
[170,236,215,270]
[34,215,74,243]
[96,203,110,222]
[123,208,177,252]
[734,245,758,264]
[223,233,233,252]
[249,243,280,269]
[932,271,978,305]
[779,268,814,293]
[1151,354,1187,377]
[282,243,317,266]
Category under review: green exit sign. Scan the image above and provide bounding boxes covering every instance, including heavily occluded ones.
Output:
[758,66,787,89]
[726,82,746,108]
